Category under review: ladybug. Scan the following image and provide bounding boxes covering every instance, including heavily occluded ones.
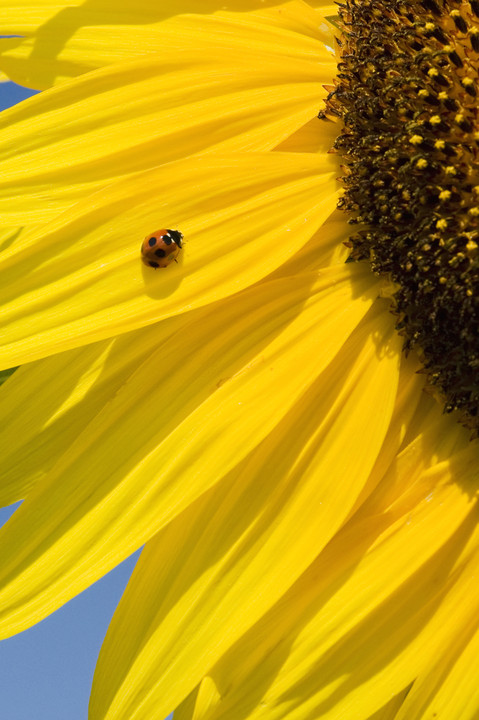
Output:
[141,229,183,269]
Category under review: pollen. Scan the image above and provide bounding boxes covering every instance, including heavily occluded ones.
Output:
[320,0,479,434]
[467,239,478,254]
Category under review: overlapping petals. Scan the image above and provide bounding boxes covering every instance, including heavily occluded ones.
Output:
[0,259,381,638]
[167,408,478,720]
[88,300,403,720]
[0,23,335,224]
[0,152,337,367]
[0,1,334,88]
[1,3,479,720]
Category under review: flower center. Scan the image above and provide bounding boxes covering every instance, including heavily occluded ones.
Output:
[321,0,479,435]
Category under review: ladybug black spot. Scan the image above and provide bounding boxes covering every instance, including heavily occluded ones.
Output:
[148,237,156,247]
[148,261,160,268]
[162,235,172,245]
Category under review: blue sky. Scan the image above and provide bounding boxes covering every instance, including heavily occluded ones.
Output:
[0,79,38,110]
[0,81,168,720]
[0,501,141,720]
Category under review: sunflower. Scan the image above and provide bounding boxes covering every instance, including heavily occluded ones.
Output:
[1,1,479,718]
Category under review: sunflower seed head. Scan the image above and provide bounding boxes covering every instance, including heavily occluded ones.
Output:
[321,0,479,435]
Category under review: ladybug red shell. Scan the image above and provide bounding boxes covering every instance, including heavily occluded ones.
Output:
[141,229,183,269]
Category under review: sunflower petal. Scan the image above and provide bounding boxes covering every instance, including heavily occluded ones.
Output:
[0,48,333,224]
[0,209,350,507]
[0,263,378,638]
[0,312,190,506]
[0,214,346,507]
[0,152,338,368]
[394,562,479,720]
[270,210,351,276]
[174,679,223,720]
[0,1,334,88]
[191,445,479,720]
[88,299,401,720]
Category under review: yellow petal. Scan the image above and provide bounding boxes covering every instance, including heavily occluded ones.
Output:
[275,117,340,155]
[195,443,479,720]
[270,210,350,276]
[0,311,190,505]
[314,4,339,15]
[342,350,426,517]
[176,683,412,720]
[0,1,334,88]
[0,263,379,638]
[0,225,29,252]
[0,152,338,368]
[395,560,479,720]
[0,210,346,508]
[0,48,334,223]
[174,679,223,720]
[89,298,401,720]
